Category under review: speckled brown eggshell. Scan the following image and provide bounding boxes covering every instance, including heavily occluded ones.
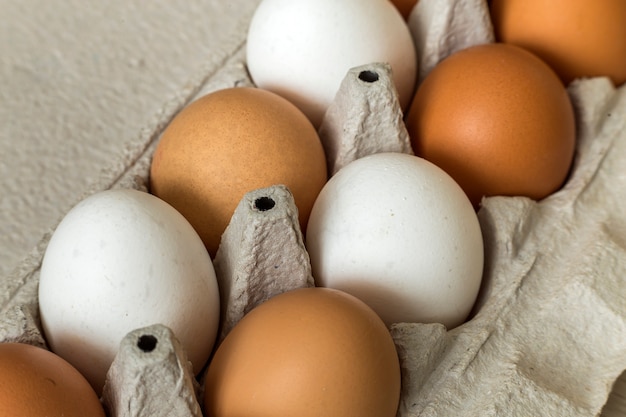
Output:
[0,343,106,417]
[406,43,576,208]
[204,287,401,417]
[490,0,626,86]
[150,87,328,257]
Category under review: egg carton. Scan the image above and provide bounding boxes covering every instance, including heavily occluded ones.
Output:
[2,0,626,416]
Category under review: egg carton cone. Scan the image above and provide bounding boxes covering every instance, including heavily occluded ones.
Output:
[1,0,626,416]
[212,184,315,344]
[102,324,203,417]
[318,62,414,176]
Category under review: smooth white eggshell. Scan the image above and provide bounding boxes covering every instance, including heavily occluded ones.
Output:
[38,189,220,392]
[306,153,484,329]
[246,0,417,126]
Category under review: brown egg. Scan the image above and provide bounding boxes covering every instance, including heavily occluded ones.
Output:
[406,43,576,208]
[204,287,401,417]
[490,0,626,86]
[150,87,327,256]
[0,343,106,416]
[389,0,419,20]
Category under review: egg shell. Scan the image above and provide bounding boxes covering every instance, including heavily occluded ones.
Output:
[390,0,419,20]
[306,152,484,329]
[150,87,328,257]
[246,0,417,126]
[406,43,576,207]
[204,287,401,417]
[490,0,626,86]
[0,342,105,417]
[38,189,220,393]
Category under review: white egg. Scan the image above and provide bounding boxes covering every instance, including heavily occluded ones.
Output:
[246,0,417,126]
[38,189,220,393]
[306,153,484,329]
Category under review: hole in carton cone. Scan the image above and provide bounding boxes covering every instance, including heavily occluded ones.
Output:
[137,335,158,352]
[254,197,275,211]
[358,70,379,83]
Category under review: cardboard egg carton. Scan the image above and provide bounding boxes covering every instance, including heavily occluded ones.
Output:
[2,0,626,415]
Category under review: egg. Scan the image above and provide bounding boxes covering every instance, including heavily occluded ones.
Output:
[406,43,576,207]
[0,343,105,416]
[490,0,626,86]
[38,189,220,393]
[150,87,327,257]
[246,0,417,126]
[306,152,484,329]
[204,287,401,417]
[390,0,419,20]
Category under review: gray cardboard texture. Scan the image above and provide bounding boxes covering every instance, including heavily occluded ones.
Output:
[213,184,315,344]
[102,324,203,417]
[318,62,414,176]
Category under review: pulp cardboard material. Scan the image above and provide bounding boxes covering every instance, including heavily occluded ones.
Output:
[213,184,315,343]
[318,62,413,176]
[102,324,203,417]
